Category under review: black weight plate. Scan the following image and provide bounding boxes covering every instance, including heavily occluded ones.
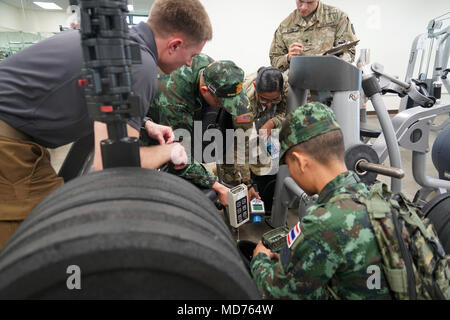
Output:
[345,144,379,184]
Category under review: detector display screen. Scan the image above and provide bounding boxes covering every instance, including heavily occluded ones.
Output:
[232,186,244,194]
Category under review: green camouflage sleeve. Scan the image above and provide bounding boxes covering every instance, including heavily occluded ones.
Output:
[219,114,254,185]
[269,26,290,73]
[334,13,357,63]
[150,101,217,188]
[270,111,285,129]
[140,129,217,189]
[250,212,344,300]
[169,158,217,189]
[219,164,249,186]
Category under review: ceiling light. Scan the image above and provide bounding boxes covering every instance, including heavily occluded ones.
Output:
[33,2,63,10]
[128,5,134,11]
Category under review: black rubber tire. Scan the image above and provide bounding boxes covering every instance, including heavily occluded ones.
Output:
[1,198,238,260]
[0,220,257,299]
[0,168,260,299]
[14,168,221,236]
[422,193,450,254]
[33,167,219,215]
[8,186,232,251]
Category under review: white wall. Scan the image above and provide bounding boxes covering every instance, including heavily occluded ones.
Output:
[201,0,449,80]
[1,0,448,109]
[0,2,69,32]
[2,0,448,78]
[22,10,69,33]
[0,2,22,31]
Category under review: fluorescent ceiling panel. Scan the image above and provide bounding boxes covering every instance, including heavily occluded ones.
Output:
[33,2,63,10]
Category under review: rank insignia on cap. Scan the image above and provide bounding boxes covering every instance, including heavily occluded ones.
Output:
[227,82,243,97]
[236,112,252,123]
[287,222,302,248]
[235,82,242,94]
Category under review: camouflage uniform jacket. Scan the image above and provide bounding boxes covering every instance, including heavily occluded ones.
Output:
[250,171,392,299]
[220,72,288,184]
[146,54,252,189]
[146,54,217,188]
[269,1,357,72]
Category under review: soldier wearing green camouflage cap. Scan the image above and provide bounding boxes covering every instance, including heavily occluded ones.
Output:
[142,53,257,206]
[202,60,250,116]
[250,102,392,299]
[278,101,340,164]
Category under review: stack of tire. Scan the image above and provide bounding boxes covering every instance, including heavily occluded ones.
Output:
[0,168,260,299]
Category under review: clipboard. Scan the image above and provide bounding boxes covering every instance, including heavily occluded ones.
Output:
[323,40,360,56]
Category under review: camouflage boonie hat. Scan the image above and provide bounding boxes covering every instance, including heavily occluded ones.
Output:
[279,102,341,164]
[203,61,250,116]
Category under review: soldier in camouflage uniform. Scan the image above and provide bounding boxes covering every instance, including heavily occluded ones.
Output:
[250,102,392,299]
[270,0,358,72]
[221,67,288,210]
[245,68,288,135]
[143,53,258,205]
[220,67,288,182]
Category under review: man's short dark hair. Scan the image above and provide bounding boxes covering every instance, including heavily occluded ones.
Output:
[287,129,345,165]
[148,0,213,44]
[255,67,283,92]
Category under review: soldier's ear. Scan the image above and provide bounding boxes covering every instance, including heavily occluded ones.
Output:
[291,151,310,174]
[167,38,183,54]
[199,85,209,96]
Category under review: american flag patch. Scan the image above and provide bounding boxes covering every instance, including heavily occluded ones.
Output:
[236,113,252,123]
[287,222,301,248]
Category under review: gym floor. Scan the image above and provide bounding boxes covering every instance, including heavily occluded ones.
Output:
[48,114,448,244]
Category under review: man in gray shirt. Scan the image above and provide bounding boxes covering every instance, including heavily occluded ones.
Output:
[0,0,213,250]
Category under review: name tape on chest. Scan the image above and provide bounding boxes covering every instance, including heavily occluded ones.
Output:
[287,222,302,248]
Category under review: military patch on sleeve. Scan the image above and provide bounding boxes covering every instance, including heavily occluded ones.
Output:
[286,222,302,248]
[235,112,253,123]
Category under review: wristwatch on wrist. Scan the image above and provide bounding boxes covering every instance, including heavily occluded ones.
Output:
[243,179,255,190]
[142,116,152,127]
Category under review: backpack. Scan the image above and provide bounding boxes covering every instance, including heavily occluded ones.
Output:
[348,182,450,300]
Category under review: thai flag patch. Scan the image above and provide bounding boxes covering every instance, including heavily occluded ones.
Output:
[287,222,302,248]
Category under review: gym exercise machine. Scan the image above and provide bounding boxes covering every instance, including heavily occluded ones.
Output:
[267,55,450,229]
[268,55,405,228]
[400,12,450,113]
[362,62,450,203]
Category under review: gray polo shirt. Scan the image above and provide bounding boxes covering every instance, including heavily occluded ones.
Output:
[0,22,158,148]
